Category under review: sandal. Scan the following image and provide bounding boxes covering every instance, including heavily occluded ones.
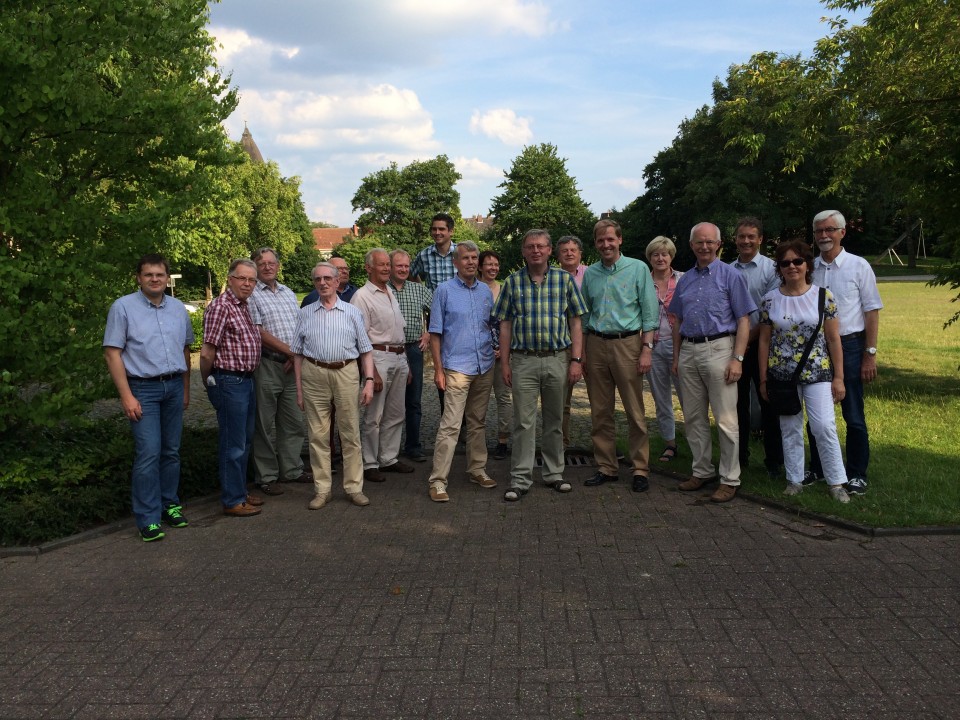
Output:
[503,487,528,502]
[547,481,572,493]
[658,445,678,463]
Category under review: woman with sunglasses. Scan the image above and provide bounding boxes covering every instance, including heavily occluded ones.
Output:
[757,240,849,502]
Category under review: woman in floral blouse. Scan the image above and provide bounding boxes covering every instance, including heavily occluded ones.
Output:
[757,239,849,503]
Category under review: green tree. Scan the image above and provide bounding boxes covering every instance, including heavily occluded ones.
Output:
[0,0,237,431]
[351,155,462,246]
[488,143,596,271]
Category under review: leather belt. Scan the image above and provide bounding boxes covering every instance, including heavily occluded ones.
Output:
[841,331,865,340]
[305,357,351,369]
[512,349,566,357]
[586,328,639,340]
[372,344,405,354]
[213,369,255,378]
[262,350,288,363]
[127,373,179,382]
[682,332,731,344]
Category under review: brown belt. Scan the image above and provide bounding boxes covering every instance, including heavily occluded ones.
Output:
[305,357,351,369]
[372,344,405,354]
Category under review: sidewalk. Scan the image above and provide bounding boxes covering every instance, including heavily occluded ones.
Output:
[2,370,959,718]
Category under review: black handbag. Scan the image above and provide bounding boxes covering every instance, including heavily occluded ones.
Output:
[766,288,826,416]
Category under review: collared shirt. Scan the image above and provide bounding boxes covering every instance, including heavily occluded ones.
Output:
[731,253,779,328]
[390,280,433,344]
[289,298,372,362]
[249,280,299,345]
[580,255,659,334]
[564,263,587,288]
[668,258,756,338]
[203,288,261,372]
[411,242,458,291]
[654,269,684,342]
[300,283,358,309]
[351,281,405,345]
[103,290,194,377]
[813,248,883,335]
[429,274,495,375]
[493,266,586,352]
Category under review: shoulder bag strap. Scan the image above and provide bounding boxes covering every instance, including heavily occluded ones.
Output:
[789,287,827,383]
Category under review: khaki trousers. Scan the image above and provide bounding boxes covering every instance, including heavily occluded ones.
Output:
[428,368,493,485]
[677,335,740,484]
[584,333,650,476]
[302,361,363,496]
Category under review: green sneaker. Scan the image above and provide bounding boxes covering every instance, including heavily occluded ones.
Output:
[162,504,188,528]
[140,524,165,542]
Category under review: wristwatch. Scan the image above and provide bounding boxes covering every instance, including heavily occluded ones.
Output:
[643,342,655,350]
[363,376,374,383]
[733,354,745,362]
[571,357,583,363]
[866,347,877,356]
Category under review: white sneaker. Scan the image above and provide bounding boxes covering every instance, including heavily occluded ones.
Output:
[829,485,850,503]
[783,483,804,497]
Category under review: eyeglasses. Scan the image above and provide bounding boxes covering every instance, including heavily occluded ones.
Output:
[229,275,257,284]
[777,258,807,269]
[313,275,337,283]
[814,226,842,235]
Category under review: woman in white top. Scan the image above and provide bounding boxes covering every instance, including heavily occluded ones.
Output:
[757,239,849,503]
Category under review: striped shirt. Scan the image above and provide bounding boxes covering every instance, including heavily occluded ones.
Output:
[411,242,458,291]
[350,282,405,345]
[203,288,261,372]
[390,280,433,344]
[290,299,372,362]
[249,280,299,345]
[493,266,586,351]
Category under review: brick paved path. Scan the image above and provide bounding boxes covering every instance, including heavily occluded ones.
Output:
[2,461,958,718]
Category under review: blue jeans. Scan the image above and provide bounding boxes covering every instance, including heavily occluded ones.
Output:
[809,334,869,478]
[206,372,256,507]
[403,343,424,454]
[128,376,184,529]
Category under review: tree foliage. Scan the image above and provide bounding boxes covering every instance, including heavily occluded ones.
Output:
[351,155,462,247]
[719,0,960,322]
[488,143,596,271]
[0,0,237,430]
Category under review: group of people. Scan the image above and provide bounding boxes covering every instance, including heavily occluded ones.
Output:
[103,210,880,541]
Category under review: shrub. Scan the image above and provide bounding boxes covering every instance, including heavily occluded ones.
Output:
[0,419,219,547]
[189,306,204,351]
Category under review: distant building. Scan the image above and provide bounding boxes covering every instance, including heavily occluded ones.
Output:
[464,214,495,235]
[240,123,264,163]
[312,225,359,258]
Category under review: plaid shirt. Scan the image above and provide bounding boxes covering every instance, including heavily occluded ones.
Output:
[203,288,261,372]
[390,280,433,344]
[493,266,586,351]
[411,242,458,291]
[249,280,299,345]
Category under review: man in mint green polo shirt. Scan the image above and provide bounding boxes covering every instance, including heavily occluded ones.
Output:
[580,219,659,493]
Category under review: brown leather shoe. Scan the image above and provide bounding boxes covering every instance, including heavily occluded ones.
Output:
[364,468,386,483]
[678,476,713,492]
[710,484,738,503]
[258,483,284,496]
[223,502,262,517]
[245,493,264,507]
[291,471,313,483]
[469,471,497,488]
[380,461,414,473]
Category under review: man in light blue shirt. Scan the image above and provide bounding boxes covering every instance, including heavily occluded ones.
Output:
[730,217,783,477]
[426,241,496,502]
[103,254,194,542]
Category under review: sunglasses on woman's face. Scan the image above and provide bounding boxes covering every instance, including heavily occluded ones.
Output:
[777,258,806,269]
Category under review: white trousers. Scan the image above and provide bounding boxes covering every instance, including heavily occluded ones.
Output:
[780,382,846,486]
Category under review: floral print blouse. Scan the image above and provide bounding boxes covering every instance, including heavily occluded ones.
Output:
[759,284,838,384]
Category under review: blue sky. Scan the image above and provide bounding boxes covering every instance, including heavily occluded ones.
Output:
[208,0,860,227]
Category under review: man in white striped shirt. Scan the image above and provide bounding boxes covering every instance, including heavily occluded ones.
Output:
[291,262,375,509]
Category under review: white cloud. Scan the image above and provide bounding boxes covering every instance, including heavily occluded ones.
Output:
[454,157,504,182]
[396,0,563,37]
[469,109,533,146]
[611,177,643,193]
[211,27,299,67]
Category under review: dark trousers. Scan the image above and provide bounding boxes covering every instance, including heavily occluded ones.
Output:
[404,343,424,453]
[738,342,783,471]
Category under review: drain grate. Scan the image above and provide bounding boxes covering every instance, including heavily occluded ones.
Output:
[533,453,592,467]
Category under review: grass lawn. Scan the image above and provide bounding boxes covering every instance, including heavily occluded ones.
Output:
[724,281,960,527]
